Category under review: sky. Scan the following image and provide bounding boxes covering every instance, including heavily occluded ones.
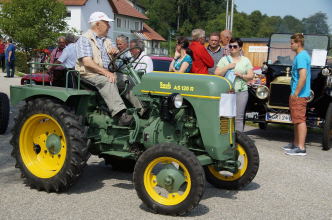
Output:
[235,0,332,31]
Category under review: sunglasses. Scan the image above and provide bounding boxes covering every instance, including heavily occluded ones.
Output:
[229,45,238,49]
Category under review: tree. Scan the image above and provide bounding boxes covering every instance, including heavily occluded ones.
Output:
[0,0,67,53]
[302,12,330,34]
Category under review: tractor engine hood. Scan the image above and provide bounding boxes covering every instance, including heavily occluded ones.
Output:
[133,71,233,98]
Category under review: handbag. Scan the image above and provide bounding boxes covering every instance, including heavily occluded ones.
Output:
[224,56,236,83]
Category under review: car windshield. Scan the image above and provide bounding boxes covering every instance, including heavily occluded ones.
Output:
[268,34,329,66]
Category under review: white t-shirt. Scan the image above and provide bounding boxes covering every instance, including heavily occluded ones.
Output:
[133,52,153,73]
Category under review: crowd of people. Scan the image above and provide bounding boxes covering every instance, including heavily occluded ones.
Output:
[1,11,311,155]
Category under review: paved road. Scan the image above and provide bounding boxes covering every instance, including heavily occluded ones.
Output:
[0,76,331,220]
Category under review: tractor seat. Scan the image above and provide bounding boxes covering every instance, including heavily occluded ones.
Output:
[70,71,98,91]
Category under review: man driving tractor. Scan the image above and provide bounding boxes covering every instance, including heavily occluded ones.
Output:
[75,11,133,126]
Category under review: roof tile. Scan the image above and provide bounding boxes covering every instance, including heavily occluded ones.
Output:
[110,0,148,20]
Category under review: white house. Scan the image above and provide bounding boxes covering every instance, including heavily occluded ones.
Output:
[64,0,166,55]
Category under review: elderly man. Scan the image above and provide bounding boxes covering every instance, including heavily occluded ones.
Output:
[189,29,214,74]
[220,30,232,56]
[207,32,223,74]
[129,39,153,73]
[49,34,78,86]
[76,11,132,126]
[115,35,131,70]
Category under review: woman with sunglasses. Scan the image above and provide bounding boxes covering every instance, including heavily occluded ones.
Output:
[169,37,193,73]
[215,38,254,132]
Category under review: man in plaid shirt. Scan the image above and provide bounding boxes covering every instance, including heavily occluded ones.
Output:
[76,12,132,126]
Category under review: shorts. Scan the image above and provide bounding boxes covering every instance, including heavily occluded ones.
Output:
[289,96,308,124]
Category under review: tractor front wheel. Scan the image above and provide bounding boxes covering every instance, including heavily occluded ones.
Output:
[133,144,205,216]
[11,98,88,192]
[204,131,259,190]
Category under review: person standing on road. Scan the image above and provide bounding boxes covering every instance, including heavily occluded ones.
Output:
[215,38,254,132]
[206,32,223,74]
[5,39,15,78]
[283,33,311,156]
[189,29,214,74]
[220,30,232,57]
[169,37,193,73]
[0,39,5,73]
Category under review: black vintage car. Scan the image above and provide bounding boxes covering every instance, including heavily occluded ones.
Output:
[245,33,332,150]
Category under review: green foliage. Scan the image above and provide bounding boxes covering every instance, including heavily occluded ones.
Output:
[0,0,67,53]
[302,12,330,34]
[135,0,330,38]
[15,51,29,74]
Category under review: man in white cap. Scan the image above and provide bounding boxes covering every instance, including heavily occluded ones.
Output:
[76,11,132,125]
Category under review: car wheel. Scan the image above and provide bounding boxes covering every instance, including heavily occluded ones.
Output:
[0,92,10,134]
[322,102,332,150]
[204,131,259,190]
[258,122,267,130]
[133,143,205,215]
[11,98,89,192]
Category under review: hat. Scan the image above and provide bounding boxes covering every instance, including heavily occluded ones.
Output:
[89,12,114,23]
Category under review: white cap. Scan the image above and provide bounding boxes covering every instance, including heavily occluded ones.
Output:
[89,11,114,23]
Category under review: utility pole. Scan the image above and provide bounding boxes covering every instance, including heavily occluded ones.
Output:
[225,0,234,31]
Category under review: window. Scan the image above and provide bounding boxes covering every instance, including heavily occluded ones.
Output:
[116,18,121,28]
[66,11,71,18]
[135,21,140,31]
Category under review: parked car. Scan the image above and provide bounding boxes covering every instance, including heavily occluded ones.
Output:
[150,55,173,71]
[245,33,332,150]
[21,72,51,85]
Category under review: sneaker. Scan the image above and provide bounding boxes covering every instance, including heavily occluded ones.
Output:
[118,112,133,126]
[281,143,296,151]
[285,147,307,156]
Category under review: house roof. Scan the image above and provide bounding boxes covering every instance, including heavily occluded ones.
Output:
[61,0,88,6]
[142,23,165,41]
[110,0,148,20]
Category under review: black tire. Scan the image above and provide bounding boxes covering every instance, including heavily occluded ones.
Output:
[0,92,10,134]
[322,102,332,150]
[11,98,88,192]
[204,131,259,190]
[258,122,267,130]
[133,144,205,216]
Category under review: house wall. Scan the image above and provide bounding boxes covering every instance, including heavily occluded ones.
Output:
[65,6,82,32]
[113,14,143,41]
[65,0,114,42]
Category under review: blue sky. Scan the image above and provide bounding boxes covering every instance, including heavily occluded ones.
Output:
[235,0,332,31]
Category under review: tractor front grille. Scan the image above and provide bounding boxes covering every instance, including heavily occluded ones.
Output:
[268,83,291,107]
[220,117,230,134]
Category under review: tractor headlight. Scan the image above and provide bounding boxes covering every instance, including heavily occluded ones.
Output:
[255,85,269,100]
[171,94,183,109]
[322,68,331,76]
[261,64,268,72]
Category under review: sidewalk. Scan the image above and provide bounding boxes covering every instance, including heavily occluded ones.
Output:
[0,71,21,97]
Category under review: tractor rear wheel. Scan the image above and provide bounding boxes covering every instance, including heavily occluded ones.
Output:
[133,144,205,216]
[11,98,88,192]
[0,92,10,134]
[204,131,259,190]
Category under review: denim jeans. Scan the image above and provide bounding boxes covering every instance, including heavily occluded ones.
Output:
[0,54,5,72]
[5,60,15,77]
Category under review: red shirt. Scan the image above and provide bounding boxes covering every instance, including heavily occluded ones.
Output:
[0,43,5,54]
[189,41,214,74]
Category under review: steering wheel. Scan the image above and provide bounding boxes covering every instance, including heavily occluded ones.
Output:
[108,46,142,72]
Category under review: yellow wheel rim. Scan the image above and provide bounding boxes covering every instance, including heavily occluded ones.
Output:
[19,114,67,178]
[208,144,248,181]
[143,157,191,206]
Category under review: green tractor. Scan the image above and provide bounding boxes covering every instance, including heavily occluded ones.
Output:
[10,49,259,215]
